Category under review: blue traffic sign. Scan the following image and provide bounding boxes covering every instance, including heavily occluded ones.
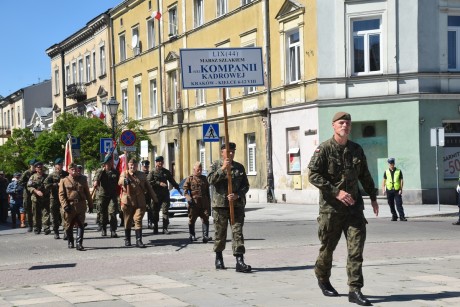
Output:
[71,137,80,149]
[203,123,219,142]
[120,130,136,146]
[100,138,113,153]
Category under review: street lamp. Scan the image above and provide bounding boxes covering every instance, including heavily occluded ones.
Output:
[107,96,119,140]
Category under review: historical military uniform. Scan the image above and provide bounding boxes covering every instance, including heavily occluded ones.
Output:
[19,159,36,231]
[44,158,69,239]
[27,162,50,234]
[94,162,120,238]
[208,142,251,272]
[308,136,377,293]
[183,173,211,243]
[119,158,158,248]
[147,156,180,234]
[59,163,93,250]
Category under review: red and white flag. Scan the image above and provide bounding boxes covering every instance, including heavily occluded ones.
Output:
[86,105,106,120]
[117,153,126,174]
[151,11,162,20]
[63,138,73,171]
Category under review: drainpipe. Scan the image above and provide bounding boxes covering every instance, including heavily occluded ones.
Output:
[264,0,275,203]
[109,13,116,99]
[60,48,66,113]
[157,0,164,115]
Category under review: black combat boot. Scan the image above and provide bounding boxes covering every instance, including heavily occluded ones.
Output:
[76,227,85,251]
[101,225,107,237]
[202,223,212,243]
[124,229,132,247]
[235,255,252,273]
[153,223,159,234]
[67,229,74,249]
[147,211,153,229]
[53,228,60,239]
[348,290,372,306]
[27,226,33,232]
[135,229,146,248]
[162,218,169,234]
[189,224,197,242]
[110,220,118,238]
[215,251,226,270]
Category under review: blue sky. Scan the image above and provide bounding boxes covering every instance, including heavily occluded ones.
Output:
[0,0,121,97]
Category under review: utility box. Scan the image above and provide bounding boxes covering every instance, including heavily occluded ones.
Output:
[293,175,302,190]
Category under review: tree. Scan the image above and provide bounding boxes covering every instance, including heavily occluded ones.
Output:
[0,128,36,175]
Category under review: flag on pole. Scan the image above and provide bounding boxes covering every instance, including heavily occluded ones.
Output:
[86,105,106,120]
[63,138,73,171]
[151,11,162,20]
[117,153,126,174]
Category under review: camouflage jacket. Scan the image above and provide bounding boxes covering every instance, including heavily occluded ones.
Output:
[27,173,49,200]
[94,167,119,197]
[308,137,377,214]
[207,159,250,208]
[44,170,69,199]
[183,174,210,208]
[147,167,179,198]
[19,169,34,195]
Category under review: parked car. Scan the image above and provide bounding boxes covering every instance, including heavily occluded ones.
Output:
[169,178,187,217]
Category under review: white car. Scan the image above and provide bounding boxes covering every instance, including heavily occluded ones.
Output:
[168,178,187,217]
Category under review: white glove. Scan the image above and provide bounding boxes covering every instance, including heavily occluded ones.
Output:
[456,185,460,193]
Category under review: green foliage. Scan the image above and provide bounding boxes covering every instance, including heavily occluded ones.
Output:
[0,128,36,175]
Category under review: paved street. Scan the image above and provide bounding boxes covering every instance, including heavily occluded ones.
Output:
[0,202,459,306]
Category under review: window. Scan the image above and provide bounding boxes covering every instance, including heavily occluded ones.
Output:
[287,30,301,83]
[54,69,60,95]
[120,34,126,61]
[92,51,97,80]
[135,84,142,119]
[287,128,300,173]
[100,45,106,76]
[78,58,83,83]
[244,44,257,94]
[132,27,140,56]
[242,0,253,5]
[17,106,20,127]
[196,89,205,105]
[149,79,158,116]
[7,110,10,128]
[246,133,256,175]
[122,89,128,121]
[217,0,227,16]
[11,109,14,127]
[198,140,206,170]
[85,54,91,82]
[448,16,460,70]
[352,18,381,74]
[169,6,178,36]
[72,62,77,84]
[167,70,177,110]
[194,0,204,28]
[147,19,156,49]
[65,65,70,86]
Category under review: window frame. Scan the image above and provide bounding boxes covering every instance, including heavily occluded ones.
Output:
[147,18,156,49]
[194,0,204,28]
[286,127,301,174]
[350,16,382,76]
[286,30,301,84]
[198,140,206,170]
[217,0,227,17]
[54,69,60,95]
[132,27,140,56]
[119,33,126,61]
[135,84,142,119]
[169,6,178,36]
[122,89,129,121]
[78,58,84,83]
[99,45,106,76]
[149,79,158,116]
[85,54,91,83]
[246,133,257,175]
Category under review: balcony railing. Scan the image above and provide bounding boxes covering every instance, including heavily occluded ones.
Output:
[65,83,87,102]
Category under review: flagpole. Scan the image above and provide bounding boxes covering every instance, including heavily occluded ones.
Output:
[222,88,234,225]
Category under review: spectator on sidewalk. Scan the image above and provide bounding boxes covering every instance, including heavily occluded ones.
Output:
[308,112,379,306]
[382,158,407,221]
[6,172,24,228]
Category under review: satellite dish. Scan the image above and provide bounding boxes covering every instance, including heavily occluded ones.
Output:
[131,34,138,48]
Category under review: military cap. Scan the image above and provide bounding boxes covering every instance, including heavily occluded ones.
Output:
[332,112,351,122]
[128,157,138,164]
[13,172,21,177]
[387,157,395,164]
[155,156,164,162]
[221,142,236,150]
[68,162,77,170]
[77,165,83,169]
[28,158,37,165]
[54,157,64,164]
[141,160,150,166]
[102,154,112,164]
[34,161,43,167]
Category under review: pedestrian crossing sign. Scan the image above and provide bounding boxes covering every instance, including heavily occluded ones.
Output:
[203,123,219,142]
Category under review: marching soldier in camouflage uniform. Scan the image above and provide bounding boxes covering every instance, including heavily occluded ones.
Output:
[44,158,68,239]
[119,158,158,248]
[208,142,251,273]
[308,112,379,306]
[93,155,119,238]
[184,161,212,243]
[59,163,93,251]
[19,159,36,232]
[147,156,180,234]
[141,160,154,229]
[27,161,50,235]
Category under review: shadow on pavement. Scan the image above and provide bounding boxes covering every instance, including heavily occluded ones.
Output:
[253,265,313,272]
[369,291,460,303]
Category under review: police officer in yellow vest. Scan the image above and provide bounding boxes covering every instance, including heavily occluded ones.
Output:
[382,158,406,221]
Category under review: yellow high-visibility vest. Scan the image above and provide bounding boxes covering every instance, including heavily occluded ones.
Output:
[385,169,401,190]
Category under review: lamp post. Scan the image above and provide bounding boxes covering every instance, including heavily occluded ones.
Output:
[107,96,119,140]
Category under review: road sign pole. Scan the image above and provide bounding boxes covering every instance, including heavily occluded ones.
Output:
[222,89,234,225]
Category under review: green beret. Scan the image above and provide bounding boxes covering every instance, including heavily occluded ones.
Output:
[332,112,351,122]
[54,157,64,164]
[29,158,37,165]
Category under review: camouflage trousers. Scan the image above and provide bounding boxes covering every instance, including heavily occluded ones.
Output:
[31,198,50,231]
[23,192,33,227]
[98,195,119,230]
[49,198,62,231]
[315,212,367,291]
[212,206,245,255]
